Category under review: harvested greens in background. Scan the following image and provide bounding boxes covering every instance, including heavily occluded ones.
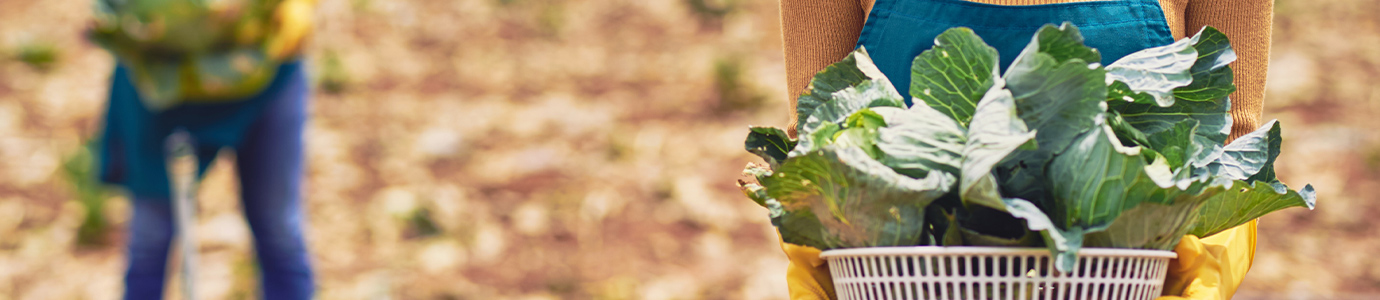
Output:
[86,0,285,109]
[739,23,1316,272]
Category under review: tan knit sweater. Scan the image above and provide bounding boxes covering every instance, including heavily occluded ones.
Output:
[780,0,1273,142]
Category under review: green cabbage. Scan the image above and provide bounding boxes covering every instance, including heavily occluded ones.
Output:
[739,24,1316,272]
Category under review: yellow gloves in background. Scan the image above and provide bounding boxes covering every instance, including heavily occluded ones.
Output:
[780,220,1258,300]
[264,0,317,61]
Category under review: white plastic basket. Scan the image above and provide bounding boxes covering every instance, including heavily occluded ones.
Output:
[820,247,1176,300]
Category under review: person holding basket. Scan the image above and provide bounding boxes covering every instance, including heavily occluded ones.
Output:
[776,0,1274,299]
[88,0,319,298]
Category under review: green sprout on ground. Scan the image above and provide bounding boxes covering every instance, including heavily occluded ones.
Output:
[406,206,443,239]
[712,56,765,114]
[61,140,114,248]
[14,41,59,71]
[317,50,350,94]
[686,0,736,25]
[536,3,566,39]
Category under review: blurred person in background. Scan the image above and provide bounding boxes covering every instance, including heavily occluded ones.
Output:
[777,0,1273,299]
[86,0,318,298]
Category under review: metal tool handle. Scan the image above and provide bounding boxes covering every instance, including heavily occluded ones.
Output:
[165,129,198,300]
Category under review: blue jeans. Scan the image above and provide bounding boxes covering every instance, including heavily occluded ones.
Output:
[119,64,315,299]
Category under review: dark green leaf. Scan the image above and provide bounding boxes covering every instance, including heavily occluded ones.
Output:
[1109,95,1229,140]
[939,209,965,246]
[834,126,882,159]
[846,107,887,129]
[1108,27,1236,173]
[960,86,1036,210]
[1106,110,1152,148]
[909,27,1001,126]
[1105,34,1198,106]
[1145,119,1203,170]
[1192,134,1227,168]
[924,201,957,245]
[1174,27,1237,103]
[1011,23,1101,66]
[767,198,831,250]
[737,180,770,207]
[998,197,1083,272]
[745,127,796,168]
[763,146,953,249]
[800,78,906,136]
[1045,125,1225,269]
[1005,29,1106,152]
[996,24,1109,201]
[1190,179,1316,238]
[791,75,907,159]
[1107,80,1156,106]
[962,174,1007,212]
[1246,120,1284,183]
[1108,95,1230,167]
[992,162,1049,209]
[795,48,893,134]
[959,224,1038,247]
[952,204,1040,247]
[1084,195,1209,251]
[742,162,772,182]
[1208,120,1278,180]
[1050,126,1189,225]
[873,105,967,178]
[793,122,841,156]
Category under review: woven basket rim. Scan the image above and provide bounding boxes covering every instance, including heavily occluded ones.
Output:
[819,246,1177,259]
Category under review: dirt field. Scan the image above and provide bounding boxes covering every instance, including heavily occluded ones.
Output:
[1,0,1377,299]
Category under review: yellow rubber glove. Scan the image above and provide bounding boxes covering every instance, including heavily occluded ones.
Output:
[264,0,317,60]
[1158,220,1258,300]
[781,238,835,300]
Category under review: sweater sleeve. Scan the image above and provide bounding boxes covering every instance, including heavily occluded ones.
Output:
[779,0,867,138]
[1184,0,1273,141]
[1181,1,1272,298]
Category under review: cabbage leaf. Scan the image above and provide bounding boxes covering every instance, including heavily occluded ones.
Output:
[909,27,1002,127]
[737,24,1318,274]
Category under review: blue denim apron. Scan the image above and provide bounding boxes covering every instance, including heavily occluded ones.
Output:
[858,0,1174,105]
[98,61,307,201]
[101,62,316,299]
